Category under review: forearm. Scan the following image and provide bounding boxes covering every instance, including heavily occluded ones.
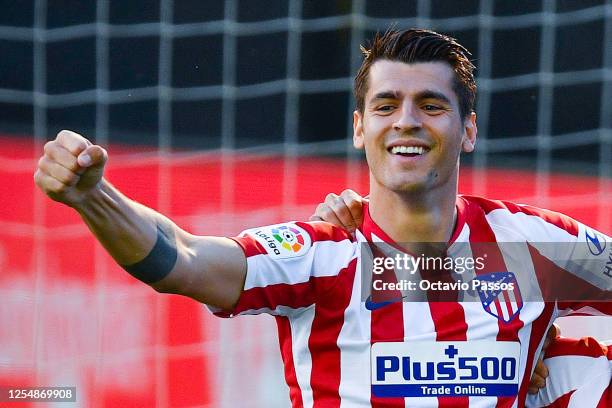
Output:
[73,179,184,291]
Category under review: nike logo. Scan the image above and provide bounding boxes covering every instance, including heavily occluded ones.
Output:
[364,295,406,311]
[586,230,606,256]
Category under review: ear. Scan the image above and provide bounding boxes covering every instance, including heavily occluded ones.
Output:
[461,112,477,153]
[353,110,364,149]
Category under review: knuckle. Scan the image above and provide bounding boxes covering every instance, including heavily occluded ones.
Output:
[341,189,357,199]
[318,207,334,221]
[314,203,328,215]
[43,140,55,153]
[325,193,338,203]
[50,182,67,194]
[347,199,362,210]
[334,205,350,218]
[64,157,80,172]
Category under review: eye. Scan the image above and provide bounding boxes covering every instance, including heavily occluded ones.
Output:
[423,104,442,111]
[376,105,395,112]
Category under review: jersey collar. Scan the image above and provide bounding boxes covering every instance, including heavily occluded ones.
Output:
[359,195,468,245]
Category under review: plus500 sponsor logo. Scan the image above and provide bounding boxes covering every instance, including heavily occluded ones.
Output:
[371,341,520,398]
[376,354,516,381]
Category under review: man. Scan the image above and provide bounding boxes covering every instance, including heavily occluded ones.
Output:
[35,28,610,407]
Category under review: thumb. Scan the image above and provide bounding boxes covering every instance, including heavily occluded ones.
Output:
[77,145,108,169]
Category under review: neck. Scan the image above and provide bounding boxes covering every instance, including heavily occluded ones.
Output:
[368,175,459,243]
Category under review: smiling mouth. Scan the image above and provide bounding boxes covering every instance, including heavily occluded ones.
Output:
[388,145,430,157]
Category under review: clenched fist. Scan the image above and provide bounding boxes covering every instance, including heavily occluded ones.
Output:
[34,130,108,207]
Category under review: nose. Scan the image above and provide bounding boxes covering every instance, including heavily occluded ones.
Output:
[392,103,422,133]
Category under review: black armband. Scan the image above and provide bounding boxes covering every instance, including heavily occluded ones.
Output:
[122,219,178,284]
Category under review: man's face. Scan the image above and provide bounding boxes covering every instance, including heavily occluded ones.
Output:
[353,60,477,194]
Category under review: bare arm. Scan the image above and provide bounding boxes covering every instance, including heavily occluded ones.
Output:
[34,130,246,310]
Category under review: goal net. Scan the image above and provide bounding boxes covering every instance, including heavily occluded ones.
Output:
[0,1,609,406]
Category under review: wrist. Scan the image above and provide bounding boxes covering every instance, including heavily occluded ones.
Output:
[71,179,109,214]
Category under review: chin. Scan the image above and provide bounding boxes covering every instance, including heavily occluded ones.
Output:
[387,178,429,194]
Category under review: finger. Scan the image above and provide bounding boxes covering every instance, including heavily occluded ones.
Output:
[56,130,92,156]
[34,169,69,195]
[37,156,80,186]
[308,215,324,222]
[314,203,344,228]
[324,193,339,205]
[530,374,546,389]
[534,358,549,379]
[78,145,107,168]
[527,386,539,395]
[45,143,81,173]
[340,189,366,227]
[330,196,358,231]
[551,323,560,338]
[543,324,560,350]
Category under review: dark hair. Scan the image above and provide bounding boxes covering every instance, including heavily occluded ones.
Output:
[354,28,476,119]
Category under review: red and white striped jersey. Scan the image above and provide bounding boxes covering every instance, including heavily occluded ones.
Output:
[526,337,611,408]
[213,195,611,408]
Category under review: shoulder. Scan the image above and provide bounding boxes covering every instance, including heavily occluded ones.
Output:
[459,195,581,239]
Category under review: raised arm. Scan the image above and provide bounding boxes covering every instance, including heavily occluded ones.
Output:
[34,130,246,310]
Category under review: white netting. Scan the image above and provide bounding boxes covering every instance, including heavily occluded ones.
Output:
[0,1,610,407]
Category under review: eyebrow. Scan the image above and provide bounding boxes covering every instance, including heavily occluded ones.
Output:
[369,89,452,105]
[416,90,452,105]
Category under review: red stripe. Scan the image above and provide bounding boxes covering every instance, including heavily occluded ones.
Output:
[462,195,580,237]
[429,301,469,408]
[419,245,469,407]
[545,390,575,408]
[493,297,504,320]
[309,259,357,408]
[370,256,405,408]
[234,276,335,315]
[516,303,555,408]
[231,235,268,257]
[467,204,524,408]
[276,316,305,408]
[544,336,609,359]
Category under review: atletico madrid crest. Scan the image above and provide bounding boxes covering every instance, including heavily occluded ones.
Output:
[474,272,523,323]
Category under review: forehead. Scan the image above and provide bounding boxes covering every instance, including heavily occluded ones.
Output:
[367,60,456,101]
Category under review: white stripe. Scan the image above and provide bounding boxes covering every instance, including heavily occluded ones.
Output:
[289,306,317,408]
[404,396,439,407]
[498,298,510,322]
[244,239,356,289]
[567,358,610,407]
[404,301,439,408]
[339,231,372,408]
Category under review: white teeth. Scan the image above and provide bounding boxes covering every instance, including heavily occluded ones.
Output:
[390,146,425,155]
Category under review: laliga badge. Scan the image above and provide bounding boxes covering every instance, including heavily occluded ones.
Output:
[244,223,311,259]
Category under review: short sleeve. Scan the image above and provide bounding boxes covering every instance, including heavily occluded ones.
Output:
[209,221,356,318]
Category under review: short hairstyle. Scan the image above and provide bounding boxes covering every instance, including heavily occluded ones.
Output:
[354,28,476,119]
